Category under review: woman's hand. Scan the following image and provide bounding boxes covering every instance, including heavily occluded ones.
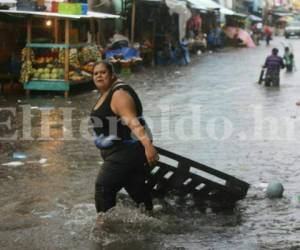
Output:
[144,144,159,167]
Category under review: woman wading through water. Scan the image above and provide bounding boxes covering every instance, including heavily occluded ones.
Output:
[90,61,159,214]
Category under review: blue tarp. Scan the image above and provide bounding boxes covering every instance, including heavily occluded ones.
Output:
[156,40,190,66]
[105,47,140,60]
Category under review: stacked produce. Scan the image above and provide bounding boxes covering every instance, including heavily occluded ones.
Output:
[32,64,64,80]
[78,45,101,64]
[21,48,35,62]
[58,48,65,64]
[78,45,102,74]
[20,45,101,83]
[19,48,35,84]
[69,48,80,68]
[19,60,33,84]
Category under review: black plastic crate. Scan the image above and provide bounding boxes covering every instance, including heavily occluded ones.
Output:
[148,147,250,209]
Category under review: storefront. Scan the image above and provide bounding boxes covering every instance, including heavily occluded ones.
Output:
[0,8,119,97]
[122,0,191,65]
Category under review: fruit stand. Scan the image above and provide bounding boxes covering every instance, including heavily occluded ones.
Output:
[0,9,120,97]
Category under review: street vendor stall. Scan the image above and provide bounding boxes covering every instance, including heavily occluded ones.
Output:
[0,8,119,97]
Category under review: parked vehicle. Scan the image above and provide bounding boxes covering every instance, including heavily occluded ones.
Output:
[284,21,300,38]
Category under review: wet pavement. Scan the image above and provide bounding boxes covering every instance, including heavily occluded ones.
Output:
[1,36,300,250]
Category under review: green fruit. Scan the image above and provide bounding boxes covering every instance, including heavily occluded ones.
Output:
[50,73,58,79]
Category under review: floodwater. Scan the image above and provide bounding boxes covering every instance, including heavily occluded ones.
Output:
[1,36,300,250]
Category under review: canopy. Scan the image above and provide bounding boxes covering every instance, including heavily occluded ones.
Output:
[273,12,293,17]
[224,26,256,48]
[0,0,16,3]
[247,14,262,22]
[186,0,207,10]
[277,16,293,23]
[0,7,120,19]
[187,0,239,16]
[166,0,191,40]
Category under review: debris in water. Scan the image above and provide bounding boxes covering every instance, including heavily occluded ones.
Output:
[291,195,300,208]
[256,182,268,189]
[266,181,284,199]
[2,161,24,167]
[39,158,48,164]
[39,214,54,219]
[40,105,54,110]
[13,152,27,160]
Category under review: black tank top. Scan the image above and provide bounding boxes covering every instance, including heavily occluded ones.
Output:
[90,83,146,141]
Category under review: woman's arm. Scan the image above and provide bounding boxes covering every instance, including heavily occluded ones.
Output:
[111,89,158,166]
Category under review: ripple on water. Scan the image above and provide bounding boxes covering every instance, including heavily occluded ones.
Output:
[88,196,247,249]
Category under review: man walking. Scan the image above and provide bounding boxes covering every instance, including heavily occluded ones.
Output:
[263,48,284,87]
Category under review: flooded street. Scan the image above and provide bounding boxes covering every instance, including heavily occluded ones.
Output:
[1,36,300,249]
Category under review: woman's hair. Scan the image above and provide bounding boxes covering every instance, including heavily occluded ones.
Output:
[93,61,116,77]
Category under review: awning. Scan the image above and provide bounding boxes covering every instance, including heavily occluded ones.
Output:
[276,16,293,23]
[247,14,262,22]
[166,0,191,40]
[0,8,120,19]
[0,0,16,3]
[272,12,294,17]
[224,26,256,48]
[190,0,220,9]
[220,7,235,15]
[186,0,239,16]
[186,0,208,10]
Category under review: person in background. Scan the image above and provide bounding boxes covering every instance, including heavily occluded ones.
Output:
[263,48,284,87]
[90,61,159,214]
[283,46,294,72]
[187,12,202,38]
[263,25,272,45]
[108,31,129,50]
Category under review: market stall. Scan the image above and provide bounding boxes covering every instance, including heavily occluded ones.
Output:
[0,8,119,97]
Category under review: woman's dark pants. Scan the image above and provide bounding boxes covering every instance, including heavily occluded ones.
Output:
[95,143,153,213]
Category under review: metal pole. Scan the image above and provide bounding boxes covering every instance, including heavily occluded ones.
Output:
[130,0,136,43]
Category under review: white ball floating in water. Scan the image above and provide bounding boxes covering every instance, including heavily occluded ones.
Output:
[266,181,284,199]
